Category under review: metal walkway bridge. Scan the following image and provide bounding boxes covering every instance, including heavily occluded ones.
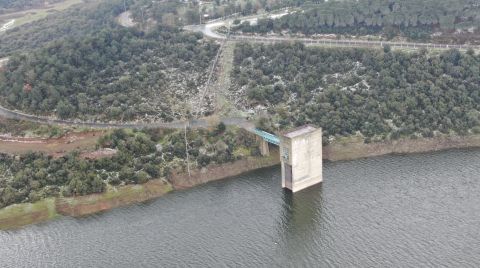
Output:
[254,129,280,146]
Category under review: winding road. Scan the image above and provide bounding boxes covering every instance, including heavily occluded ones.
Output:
[186,14,478,51]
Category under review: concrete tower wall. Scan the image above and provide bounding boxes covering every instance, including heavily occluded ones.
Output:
[280,126,323,192]
[280,138,292,189]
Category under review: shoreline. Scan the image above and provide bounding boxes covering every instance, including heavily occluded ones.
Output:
[1,133,480,230]
[323,133,480,161]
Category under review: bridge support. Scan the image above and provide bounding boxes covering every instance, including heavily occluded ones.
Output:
[259,139,270,156]
[280,126,323,192]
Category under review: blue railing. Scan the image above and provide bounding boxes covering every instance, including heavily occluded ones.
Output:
[254,129,280,145]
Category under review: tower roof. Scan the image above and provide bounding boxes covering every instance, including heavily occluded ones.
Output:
[282,125,317,138]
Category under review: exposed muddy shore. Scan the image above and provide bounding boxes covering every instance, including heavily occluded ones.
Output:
[2,134,480,230]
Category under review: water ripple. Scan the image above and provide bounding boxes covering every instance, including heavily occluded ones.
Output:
[1,149,480,267]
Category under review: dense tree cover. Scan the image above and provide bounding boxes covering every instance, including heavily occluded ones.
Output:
[0,152,107,208]
[0,126,260,208]
[0,0,64,13]
[130,0,198,27]
[0,0,124,56]
[129,0,306,27]
[0,26,219,121]
[232,43,480,142]
[233,0,480,42]
[196,0,308,21]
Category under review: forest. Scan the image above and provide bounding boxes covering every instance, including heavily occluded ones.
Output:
[0,25,219,122]
[0,125,260,209]
[195,0,308,20]
[128,0,307,28]
[0,0,124,56]
[233,0,480,42]
[231,43,480,142]
[129,0,198,27]
[1,0,480,210]
[0,0,222,122]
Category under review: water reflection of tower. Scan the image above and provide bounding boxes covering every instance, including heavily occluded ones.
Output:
[276,184,327,263]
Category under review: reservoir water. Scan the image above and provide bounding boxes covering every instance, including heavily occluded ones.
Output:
[1,149,480,267]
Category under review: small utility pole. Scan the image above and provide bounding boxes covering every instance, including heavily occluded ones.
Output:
[123,0,126,13]
[184,122,191,177]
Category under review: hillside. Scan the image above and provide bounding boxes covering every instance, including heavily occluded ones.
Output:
[0,126,259,209]
[230,43,480,142]
[1,0,480,232]
[0,26,219,122]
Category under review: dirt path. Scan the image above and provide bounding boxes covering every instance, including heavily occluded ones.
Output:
[212,41,243,117]
[0,131,105,155]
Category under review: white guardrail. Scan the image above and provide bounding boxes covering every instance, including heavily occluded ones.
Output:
[228,35,475,50]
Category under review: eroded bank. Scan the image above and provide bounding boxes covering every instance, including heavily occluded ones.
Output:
[2,134,480,230]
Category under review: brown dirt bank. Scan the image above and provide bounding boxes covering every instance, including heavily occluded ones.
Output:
[0,181,172,230]
[2,134,479,230]
[55,180,173,217]
[324,134,480,161]
[170,150,280,189]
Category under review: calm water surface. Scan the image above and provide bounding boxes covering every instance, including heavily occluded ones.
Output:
[1,149,480,267]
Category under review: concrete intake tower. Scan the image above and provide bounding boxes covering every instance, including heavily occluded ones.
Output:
[254,125,323,192]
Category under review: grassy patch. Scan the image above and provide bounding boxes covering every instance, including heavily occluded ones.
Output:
[233,146,251,157]
[4,0,84,29]
[57,180,173,217]
[334,134,364,145]
[0,198,58,230]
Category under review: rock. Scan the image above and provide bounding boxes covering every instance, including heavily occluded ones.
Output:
[215,140,228,152]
